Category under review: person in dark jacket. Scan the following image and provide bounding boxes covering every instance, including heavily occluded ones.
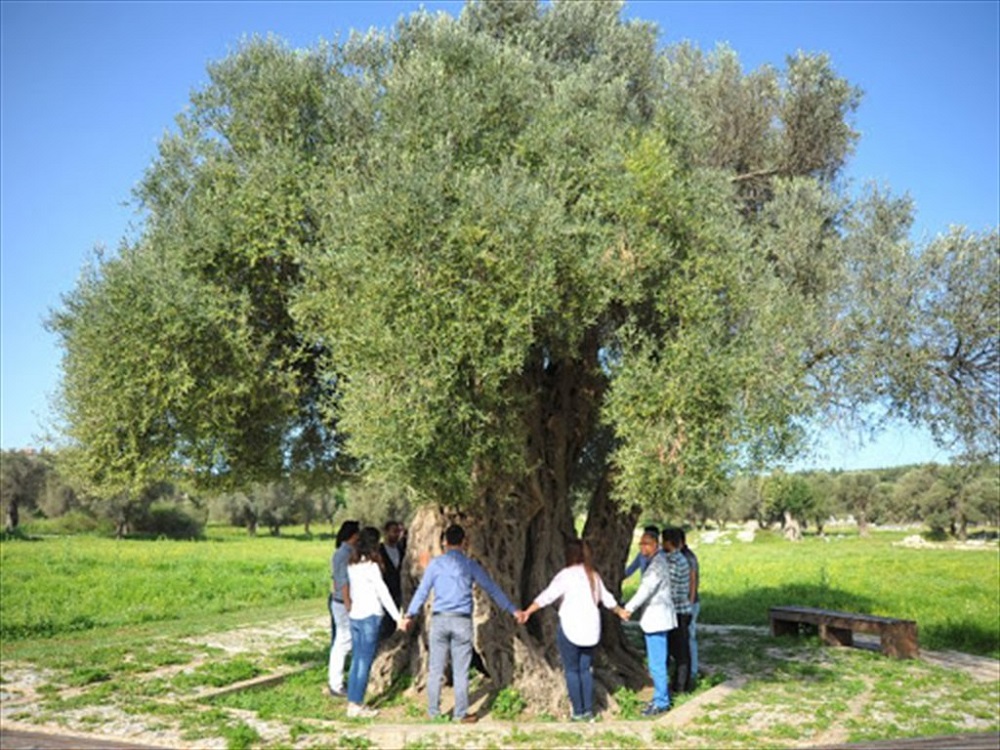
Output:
[378,519,406,640]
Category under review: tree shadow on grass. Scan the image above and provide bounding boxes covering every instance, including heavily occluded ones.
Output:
[921,620,999,658]
[702,583,999,658]
[702,583,883,628]
[117,529,337,542]
[286,531,335,542]
[0,529,43,541]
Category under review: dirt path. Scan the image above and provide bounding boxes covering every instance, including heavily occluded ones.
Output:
[0,727,168,750]
[2,619,997,749]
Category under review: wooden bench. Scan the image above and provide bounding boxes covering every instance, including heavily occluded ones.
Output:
[769,605,919,659]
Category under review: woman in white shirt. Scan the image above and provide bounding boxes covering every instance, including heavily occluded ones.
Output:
[520,538,626,721]
[346,527,402,718]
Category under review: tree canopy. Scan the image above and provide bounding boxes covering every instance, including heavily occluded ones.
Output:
[50,0,996,505]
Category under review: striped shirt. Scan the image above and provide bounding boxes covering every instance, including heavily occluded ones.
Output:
[665,550,692,615]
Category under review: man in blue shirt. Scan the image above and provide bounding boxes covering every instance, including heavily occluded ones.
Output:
[401,524,523,723]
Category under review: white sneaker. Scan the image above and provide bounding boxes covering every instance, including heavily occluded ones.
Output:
[347,703,379,718]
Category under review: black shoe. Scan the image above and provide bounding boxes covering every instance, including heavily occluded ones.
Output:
[641,703,670,717]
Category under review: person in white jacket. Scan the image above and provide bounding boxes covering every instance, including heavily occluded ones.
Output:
[345,527,402,718]
[519,539,628,721]
[620,530,676,717]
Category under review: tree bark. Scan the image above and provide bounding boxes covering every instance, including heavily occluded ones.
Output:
[582,474,648,694]
[367,341,647,714]
[783,510,802,541]
[4,500,18,533]
[856,510,870,537]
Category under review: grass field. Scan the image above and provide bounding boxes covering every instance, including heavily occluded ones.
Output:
[2,524,998,658]
[1,524,997,749]
[0,526,330,644]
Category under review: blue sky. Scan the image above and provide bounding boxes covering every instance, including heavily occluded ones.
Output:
[2,1,997,471]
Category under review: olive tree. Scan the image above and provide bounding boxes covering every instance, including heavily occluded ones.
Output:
[48,0,997,707]
[1,449,46,532]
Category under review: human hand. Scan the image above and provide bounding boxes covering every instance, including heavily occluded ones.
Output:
[617,607,631,621]
[515,610,530,625]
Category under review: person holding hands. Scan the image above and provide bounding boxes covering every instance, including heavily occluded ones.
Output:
[619,530,676,717]
[519,538,627,722]
[400,524,523,723]
[345,526,403,718]
[327,520,359,698]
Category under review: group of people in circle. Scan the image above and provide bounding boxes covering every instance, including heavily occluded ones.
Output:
[326,520,699,722]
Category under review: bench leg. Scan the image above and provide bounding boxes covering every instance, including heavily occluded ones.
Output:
[819,624,853,648]
[771,618,799,637]
[881,625,919,659]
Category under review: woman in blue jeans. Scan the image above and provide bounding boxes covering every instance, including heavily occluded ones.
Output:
[346,527,402,718]
[519,539,627,721]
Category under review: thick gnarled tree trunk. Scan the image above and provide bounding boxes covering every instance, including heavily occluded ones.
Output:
[368,340,648,715]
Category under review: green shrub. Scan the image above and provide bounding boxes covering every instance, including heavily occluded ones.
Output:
[132,502,204,539]
[66,667,112,686]
[491,686,527,719]
[613,687,643,719]
[173,658,262,689]
[23,511,113,536]
[220,720,261,750]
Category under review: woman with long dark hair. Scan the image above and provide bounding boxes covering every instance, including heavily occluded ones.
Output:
[519,538,626,721]
[345,526,401,718]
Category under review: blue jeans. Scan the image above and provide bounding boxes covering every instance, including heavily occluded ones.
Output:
[644,631,670,709]
[347,615,381,704]
[556,625,595,717]
[689,601,700,676]
[428,614,474,718]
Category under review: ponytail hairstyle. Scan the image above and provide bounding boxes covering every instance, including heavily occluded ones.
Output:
[350,526,383,568]
[565,538,599,604]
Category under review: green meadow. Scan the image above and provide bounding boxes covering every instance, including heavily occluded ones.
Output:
[2,526,998,658]
[0,527,329,644]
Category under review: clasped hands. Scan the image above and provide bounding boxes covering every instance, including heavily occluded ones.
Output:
[514,607,629,625]
[402,607,630,630]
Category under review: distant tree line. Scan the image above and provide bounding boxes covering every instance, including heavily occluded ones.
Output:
[695,462,1000,541]
[3,447,994,541]
[0,448,340,538]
